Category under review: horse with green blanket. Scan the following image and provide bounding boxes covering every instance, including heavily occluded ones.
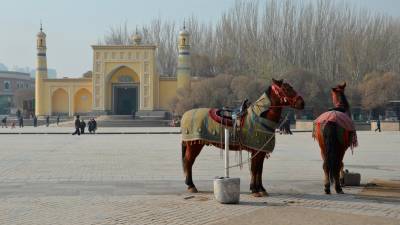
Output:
[181,79,305,197]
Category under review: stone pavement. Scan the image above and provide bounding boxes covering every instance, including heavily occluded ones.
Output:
[0,131,398,224]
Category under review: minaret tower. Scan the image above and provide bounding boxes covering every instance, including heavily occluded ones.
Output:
[35,23,48,116]
[177,22,191,89]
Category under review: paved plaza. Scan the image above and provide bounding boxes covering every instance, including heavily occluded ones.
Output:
[0,130,399,224]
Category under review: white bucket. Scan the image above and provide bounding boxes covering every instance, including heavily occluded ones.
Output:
[213,177,240,204]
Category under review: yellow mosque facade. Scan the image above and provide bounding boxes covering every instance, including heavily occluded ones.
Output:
[35,25,191,116]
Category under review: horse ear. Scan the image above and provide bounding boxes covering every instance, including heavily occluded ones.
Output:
[340,82,346,89]
[272,78,283,86]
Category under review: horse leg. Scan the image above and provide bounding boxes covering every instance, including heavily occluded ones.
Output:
[335,165,344,194]
[257,152,269,196]
[323,160,331,194]
[339,163,345,187]
[250,151,264,197]
[182,142,203,193]
[335,150,345,194]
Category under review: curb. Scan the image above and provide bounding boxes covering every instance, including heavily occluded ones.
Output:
[0,130,312,135]
[0,132,182,135]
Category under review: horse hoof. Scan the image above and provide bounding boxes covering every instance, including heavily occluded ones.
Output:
[324,189,331,195]
[259,191,269,197]
[187,187,198,193]
[336,189,344,194]
[252,192,263,197]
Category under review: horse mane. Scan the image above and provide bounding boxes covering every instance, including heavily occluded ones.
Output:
[339,93,350,111]
[266,86,272,99]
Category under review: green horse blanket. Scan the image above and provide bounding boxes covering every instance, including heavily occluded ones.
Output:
[181,94,278,153]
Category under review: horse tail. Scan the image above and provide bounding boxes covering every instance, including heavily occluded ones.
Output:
[323,122,339,184]
[181,142,187,172]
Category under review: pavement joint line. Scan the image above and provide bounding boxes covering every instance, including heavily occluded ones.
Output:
[0,131,312,135]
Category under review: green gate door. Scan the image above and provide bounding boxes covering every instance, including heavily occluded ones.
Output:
[114,86,138,115]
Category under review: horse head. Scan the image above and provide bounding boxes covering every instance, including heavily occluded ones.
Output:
[331,82,349,111]
[269,78,305,110]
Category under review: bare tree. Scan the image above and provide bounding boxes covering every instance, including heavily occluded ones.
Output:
[102,0,400,112]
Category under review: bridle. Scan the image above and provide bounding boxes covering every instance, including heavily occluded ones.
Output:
[270,83,301,108]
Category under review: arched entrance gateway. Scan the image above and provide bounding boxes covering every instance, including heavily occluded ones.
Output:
[74,88,92,114]
[108,66,140,115]
[51,88,69,115]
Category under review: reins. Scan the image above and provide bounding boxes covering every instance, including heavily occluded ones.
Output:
[226,112,289,169]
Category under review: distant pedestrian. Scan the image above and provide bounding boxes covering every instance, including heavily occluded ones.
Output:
[16,109,21,119]
[80,119,86,134]
[46,115,50,127]
[92,118,97,133]
[72,115,81,136]
[286,118,292,135]
[88,118,97,134]
[88,119,93,133]
[56,115,60,126]
[19,116,24,128]
[1,117,7,128]
[375,117,381,132]
[11,121,16,129]
[33,116,38,127]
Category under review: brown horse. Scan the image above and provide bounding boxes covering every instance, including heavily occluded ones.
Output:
[313,82,358,194]
[181,79,305,197]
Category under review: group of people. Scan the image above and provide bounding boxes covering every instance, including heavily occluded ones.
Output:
[1,114,51,128]
[72,115,97,135]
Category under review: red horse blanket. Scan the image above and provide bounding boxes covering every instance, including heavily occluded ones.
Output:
[313,111,358,149]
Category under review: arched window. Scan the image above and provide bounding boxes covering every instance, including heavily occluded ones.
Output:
[118,75,133,83]
[4,81,10,90]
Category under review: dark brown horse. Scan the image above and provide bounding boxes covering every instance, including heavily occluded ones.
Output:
[181,79,305,197]
[313,82,358,194]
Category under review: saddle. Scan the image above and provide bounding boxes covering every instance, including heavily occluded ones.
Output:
[208,99,249,127]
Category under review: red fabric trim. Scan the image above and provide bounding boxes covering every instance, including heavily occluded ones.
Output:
[208,108,234,126]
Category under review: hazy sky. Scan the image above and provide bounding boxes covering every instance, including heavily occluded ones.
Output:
[0,0,399,77]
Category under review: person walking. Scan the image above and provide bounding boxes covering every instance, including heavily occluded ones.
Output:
[46,115,50,127]
[1,116,7,128]
[56,115,60,126]
[375,116,381,132]
[72,115,81,135]
[286,118,293,135]
[92,118,97,134]
[19,116,24,128]
[80,119,86,134]
[88,119,93,133]
[16,109,21,119]
[33,115,38,127]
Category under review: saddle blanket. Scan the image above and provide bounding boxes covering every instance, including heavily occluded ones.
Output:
[313,110,358,149]
[181,108,277,152]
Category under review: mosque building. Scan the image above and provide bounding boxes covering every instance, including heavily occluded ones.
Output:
[34,24,191,116]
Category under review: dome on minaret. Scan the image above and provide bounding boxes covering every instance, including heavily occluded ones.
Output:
[179,23,189,37]
[36,23,47,48]
[131,29,142,45]
[37,23,46,38]
[178,23,190,46]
